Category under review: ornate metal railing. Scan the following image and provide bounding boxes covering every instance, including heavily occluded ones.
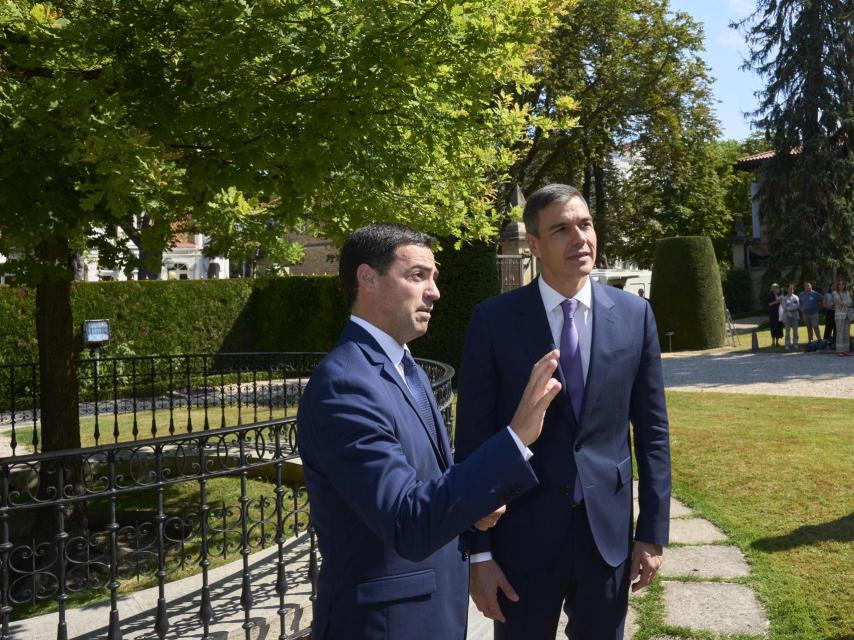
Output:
[0,352,455,457]
[0,353,455,639]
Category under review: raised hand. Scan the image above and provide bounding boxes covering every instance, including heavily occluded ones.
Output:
[509,349,561,446]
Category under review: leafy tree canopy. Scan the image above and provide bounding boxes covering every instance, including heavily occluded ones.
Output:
[735,0,854,282]
[0,0,573,451]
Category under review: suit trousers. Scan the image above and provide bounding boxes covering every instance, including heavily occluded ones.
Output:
[823,309,836,341]
[493,505,630,640]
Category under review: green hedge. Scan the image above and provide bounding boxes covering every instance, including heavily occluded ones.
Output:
[0,242,500,371]
[252,277,349,352]
[0,286,38,364]
[412,240,500,372]
[71,280,256,357]
[722,268,754,314]
[650,236,725,351]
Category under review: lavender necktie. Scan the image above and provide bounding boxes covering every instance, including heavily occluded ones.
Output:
[560,298,585,503]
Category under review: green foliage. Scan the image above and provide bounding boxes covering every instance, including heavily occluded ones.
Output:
[0,0,570,449]
[511,0,718,264]
[71,280,256,356]
[252,277,348,353]
[0,286,38,364]
[722,268,755,314]
[412,240,500,372]
[612,121,729,268]
[650,236,725,350]
[0,260,503,371]
[736,0,854,281]
[0,280,255,365]
[0,0,574,276]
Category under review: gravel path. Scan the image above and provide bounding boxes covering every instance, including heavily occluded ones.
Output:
[662,350,854,398]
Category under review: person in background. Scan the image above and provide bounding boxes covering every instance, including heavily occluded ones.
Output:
[782,284,801,349]
[767,283,783,347]
[832,280,853,356]
[798,282,823,343]
[823,281,837,343]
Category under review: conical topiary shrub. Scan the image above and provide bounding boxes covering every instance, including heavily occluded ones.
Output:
[650,236,725,351]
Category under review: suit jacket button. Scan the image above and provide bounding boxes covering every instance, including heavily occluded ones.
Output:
[563,485,572,496]
[574,442,583,452]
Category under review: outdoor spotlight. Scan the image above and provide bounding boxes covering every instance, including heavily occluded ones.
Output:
[82,319,111,349]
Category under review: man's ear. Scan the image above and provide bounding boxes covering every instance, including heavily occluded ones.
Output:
[526,233,541,259]
[356,263,377,294]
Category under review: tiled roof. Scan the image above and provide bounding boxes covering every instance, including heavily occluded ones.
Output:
[734,147,802,170]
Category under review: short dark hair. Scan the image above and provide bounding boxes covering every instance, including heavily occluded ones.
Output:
[339,223,434,307]
[522,183,586,236]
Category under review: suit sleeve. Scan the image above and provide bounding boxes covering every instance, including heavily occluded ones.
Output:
[630,301,671,546]
[454,302,502,555]
[300,370,538,563]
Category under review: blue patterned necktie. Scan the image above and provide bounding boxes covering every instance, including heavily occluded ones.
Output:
[560,298,585,503]
[401,351,440,447]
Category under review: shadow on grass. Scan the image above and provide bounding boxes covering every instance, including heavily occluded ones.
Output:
[751,512,853,552]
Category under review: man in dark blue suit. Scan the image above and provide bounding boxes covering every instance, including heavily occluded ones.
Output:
[456,184,671,639]
[297,224,563,639]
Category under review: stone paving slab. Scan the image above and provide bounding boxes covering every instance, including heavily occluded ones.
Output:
[661,545,750,579]
[663,581,768,637]
[669,518,728,544]
[631,482,692,520]
[669,498,692,518]
[468,602,637,639]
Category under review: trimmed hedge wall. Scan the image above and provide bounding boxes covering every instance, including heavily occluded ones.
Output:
[0,241,500,371]
[72,280,256,357]
[650,236,725,351]
[252,277,349,352]
[412,240,500,372]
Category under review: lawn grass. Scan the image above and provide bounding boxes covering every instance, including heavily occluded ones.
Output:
[665,390,853,640]
[730,324,849,354]
[4,404,296,452]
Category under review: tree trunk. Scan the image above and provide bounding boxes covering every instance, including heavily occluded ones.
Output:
[35,239,81,453]
[33,239,86,546]
[582,165,593,204]
[594,163,609,268]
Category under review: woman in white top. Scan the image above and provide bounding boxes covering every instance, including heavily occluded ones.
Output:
[831,280,853,356]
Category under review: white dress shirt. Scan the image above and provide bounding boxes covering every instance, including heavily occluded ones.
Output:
[349,314,530,456]
[538,276,593,383]
[469,276,593,564]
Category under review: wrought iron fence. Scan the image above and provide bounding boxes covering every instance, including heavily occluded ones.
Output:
[0,353,455,639]
[1,352,457,457]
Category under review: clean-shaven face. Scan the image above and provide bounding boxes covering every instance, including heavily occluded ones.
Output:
[373,244,440,344]
[527,196,597,292]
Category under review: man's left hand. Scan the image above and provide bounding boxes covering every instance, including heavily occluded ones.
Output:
[629,541,663,592]
[474,505,506,532]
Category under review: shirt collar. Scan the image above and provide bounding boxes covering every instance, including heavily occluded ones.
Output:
[538,276,592,313]
[350,314,408,367]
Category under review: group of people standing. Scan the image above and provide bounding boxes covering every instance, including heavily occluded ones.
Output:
[767,281,854,355]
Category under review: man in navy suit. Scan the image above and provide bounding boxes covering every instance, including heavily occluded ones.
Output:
[456,184,671,639]
[297,223,562,639]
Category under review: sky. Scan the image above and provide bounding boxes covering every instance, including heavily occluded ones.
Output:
[667,0,764,141]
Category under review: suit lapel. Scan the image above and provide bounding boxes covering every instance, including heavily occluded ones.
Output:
[577,282,619,435]
[514,279,578,429]
[343,321,448,468]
